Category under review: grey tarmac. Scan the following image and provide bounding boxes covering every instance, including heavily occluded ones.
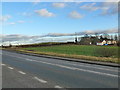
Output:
[1,50,119,88]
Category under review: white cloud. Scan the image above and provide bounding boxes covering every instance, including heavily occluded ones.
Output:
[80,3,99,11]
[35,9,55,17]
[1,27,117,46]
[100,2,118,15]
[79,2,118,15]
[69,11,83,19]
[80,28,118,34]
[47,33,75,37]
[0,15,11,22]
[84,30,95,34]
[52,3,66,8]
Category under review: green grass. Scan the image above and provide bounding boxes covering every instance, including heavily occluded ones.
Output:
[7,45,119,63]
[22,45,119,58]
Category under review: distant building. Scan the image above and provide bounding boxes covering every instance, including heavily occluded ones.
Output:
[80,35,117,46]
[97,39,117,45]
[96,42,103,46]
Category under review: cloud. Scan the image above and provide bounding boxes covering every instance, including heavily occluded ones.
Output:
[46,33,75,37]
[52,3,66,8]
[69,11,83,19]
[1,27,118,46]
[1,25,117,45]
[2,34,33,42]
[0,15,11,22]
[80,2,118,16]
[104,0,119,2]
[35,9,55,17]
[1,34,75,45]
[40,28,118,37]
[47,28,118,37]
[100,28,118,33]
[79,28,118,35]
[99,2,118,16]
[80,3,99,11]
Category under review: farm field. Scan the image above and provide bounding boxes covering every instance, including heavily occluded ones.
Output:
[22,45,118,58]
[7,45,119,63]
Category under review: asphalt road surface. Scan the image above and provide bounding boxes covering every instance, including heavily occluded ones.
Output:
[1,50,119,88]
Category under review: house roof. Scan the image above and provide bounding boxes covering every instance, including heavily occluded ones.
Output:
[97,42,103,43]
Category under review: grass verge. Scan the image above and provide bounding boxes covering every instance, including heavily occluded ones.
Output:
[4,45,119,64]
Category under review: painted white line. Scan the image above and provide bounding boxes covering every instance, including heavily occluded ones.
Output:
[73,67,118,77]
[55,85,62,88]
[34,77,47,83]
[1,64,6,66]
[3,54,119,78]
[8,67,14,69]
[18,71,26,75]
[56,64,76,70]
[5,53,119,72]
[25,58,33,61]
[68,63,119,72]
[32,60,119,78]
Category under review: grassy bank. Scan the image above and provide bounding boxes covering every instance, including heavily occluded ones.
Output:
[13,45,119,64]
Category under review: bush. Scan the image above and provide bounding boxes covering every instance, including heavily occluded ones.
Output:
[94,47,118,57]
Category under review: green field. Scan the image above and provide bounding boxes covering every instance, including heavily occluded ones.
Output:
[22,45,118,58]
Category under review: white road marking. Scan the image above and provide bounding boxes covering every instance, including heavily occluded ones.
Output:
[26,59,119,78]
[34,77,47,83]
[8,67,14,69]
[73,67,118,77]
[1,64,6,66]
[25,58,33,61]
[18,71,26,75]
[67,63,119,72]
[4,53,119,72]
[55,64,76,70]
[3,53,119,78]
[54,85,62,88]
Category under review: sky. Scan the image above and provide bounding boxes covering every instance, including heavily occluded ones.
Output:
[0,1,119,45]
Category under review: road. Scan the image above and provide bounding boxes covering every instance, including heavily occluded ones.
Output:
[1,50,119,89]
